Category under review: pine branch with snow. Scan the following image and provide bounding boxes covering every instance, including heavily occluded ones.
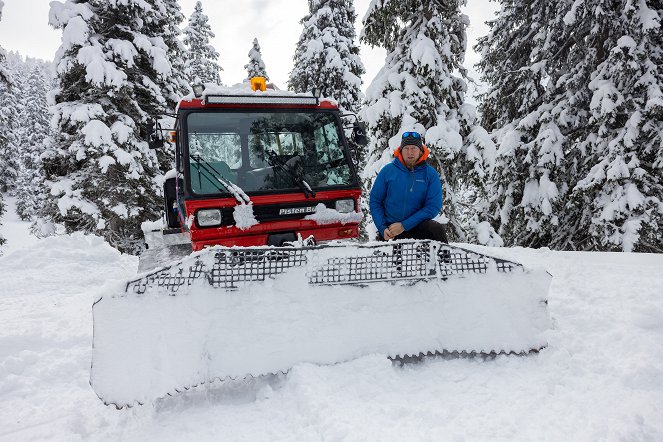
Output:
[245,38,269,80]
[138,0,189,173]
[148,0,189,111]
[183,1,222,85]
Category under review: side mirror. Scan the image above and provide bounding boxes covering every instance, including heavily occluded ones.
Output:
[352,121,369,147]
[148,120,164,150]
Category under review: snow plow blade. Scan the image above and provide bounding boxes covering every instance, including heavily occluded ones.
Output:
[91,240,551,407]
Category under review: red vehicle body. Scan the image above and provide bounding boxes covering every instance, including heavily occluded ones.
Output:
[162,90,364,251]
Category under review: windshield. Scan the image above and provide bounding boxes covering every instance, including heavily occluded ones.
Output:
[185,111,354,195]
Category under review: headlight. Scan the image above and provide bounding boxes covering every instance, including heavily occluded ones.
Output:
[335,199,354,213]
[196,209,222,227]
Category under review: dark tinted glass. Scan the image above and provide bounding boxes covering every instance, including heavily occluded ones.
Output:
[186,111,353,194]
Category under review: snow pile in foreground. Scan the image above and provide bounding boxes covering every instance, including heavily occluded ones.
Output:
[1,213,662,440]
[0,232,137,440]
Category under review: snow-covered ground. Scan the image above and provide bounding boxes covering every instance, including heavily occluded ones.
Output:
[1,195,662,441]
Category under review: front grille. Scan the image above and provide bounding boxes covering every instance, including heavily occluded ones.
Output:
[220,200,335,226]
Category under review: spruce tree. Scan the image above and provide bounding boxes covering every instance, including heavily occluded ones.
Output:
[476,0,568,248]
[561,0,663,252]
[0,51,21,195]
[42,0,181,253]
[288,0,365,113]
[0,0,7,85]
[15,63,53,221]
[0,0,7,246]
[151,0,188,107]
[477,0,663,252]
[136,0,188,173]
[361,0,497,244]
[245,38,269,80]
[183,1,222,85]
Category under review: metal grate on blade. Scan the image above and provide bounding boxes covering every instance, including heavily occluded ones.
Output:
[308,242,523,285]
[209,249,307,289]
[308,241,436,284]
[437,247,521,277]
[124,240,524,295]
[129,260,206,295]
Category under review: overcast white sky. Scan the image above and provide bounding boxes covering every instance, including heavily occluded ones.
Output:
[0,0,498,102]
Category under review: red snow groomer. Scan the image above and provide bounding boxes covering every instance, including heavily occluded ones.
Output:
[90,78,552,408]
[159,77,364,253]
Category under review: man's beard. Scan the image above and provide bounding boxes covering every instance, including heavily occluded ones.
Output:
[404,157,419,169]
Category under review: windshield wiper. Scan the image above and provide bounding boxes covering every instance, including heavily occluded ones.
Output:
[266,151,316,198]
[191,154,251,204]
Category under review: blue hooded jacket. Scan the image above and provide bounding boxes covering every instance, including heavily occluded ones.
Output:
[369,155,442,236]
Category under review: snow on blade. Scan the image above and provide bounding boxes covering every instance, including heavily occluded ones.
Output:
[90,240,551,407]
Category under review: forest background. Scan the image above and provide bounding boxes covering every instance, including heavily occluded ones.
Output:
[0,0,660,254]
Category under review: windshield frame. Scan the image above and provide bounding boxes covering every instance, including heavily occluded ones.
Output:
[179,107,360,198]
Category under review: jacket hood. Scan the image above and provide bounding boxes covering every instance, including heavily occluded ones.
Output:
[394,144,430,168]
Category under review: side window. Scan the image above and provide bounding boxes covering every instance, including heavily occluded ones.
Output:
[190,133,241,168]
[312,120,351,186]
[189,133,241,193]
[314,122,342,162]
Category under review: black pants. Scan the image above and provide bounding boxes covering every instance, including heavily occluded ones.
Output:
[378,219,448,243]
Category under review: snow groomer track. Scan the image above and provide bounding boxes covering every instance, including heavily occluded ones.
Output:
[91,240,551,408]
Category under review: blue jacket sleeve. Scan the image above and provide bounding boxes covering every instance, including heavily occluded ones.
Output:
[369,169,388,235]
[401,168,442,231]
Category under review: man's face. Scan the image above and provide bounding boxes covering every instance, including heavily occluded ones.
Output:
[402,145,422,169]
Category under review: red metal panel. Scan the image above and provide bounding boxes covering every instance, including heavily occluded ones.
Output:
[191,225,358,250]
[183,189,361,249]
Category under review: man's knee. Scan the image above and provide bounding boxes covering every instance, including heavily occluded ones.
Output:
[415,219,448,243]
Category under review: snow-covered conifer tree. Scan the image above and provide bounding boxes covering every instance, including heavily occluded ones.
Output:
[0,52,21,195]
[41,0,181,253]
[476,1,568,248]
[136,0,188,173]
[183,1,222,85]
[245,38,269,80]
[288,0,364,113]
[0,0,7,86]
[562,0,663,252]
[360,0,497,243]
[153,0,189,106]
[478,0,663,252]
[0,0,7,246]
[15,63,53,221]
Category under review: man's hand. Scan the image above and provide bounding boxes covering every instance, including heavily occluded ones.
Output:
[389,222,404,236]
[384,222,404,240]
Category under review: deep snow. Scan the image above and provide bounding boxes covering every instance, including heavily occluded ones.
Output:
[1,195,662,441]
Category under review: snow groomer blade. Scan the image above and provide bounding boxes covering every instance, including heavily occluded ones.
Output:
[91,240,551,407]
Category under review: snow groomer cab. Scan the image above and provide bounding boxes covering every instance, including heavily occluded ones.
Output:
[159,77,368,250]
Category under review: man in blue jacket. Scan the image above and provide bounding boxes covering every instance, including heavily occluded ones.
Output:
[369,131,448,242]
